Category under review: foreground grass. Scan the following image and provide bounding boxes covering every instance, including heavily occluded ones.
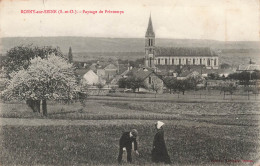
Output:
[0,120,259,165]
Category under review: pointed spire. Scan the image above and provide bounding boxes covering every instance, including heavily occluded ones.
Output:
[145,14,155,37]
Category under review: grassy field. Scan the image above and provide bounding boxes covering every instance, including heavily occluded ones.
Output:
[0,120,259,165]
[0,99,260,165]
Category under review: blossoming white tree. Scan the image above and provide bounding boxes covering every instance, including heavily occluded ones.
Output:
[2,54,78,116]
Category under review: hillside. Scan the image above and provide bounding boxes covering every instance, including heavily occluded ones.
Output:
[1,37,259,66]
[1,37,259,53]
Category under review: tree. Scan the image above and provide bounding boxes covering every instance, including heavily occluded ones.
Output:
[186,73,204,90]
[220,81,237,99]
[96,82,104,96]
[3,45,68,111]
[150,79,161,98]
[127,77,144,93]
[251,71,260,80]
[3,45,65,77]
[228,71,250,86]
[68,47,73,63]
[175,79,189,95]
[243,86,254,100]
[2,54,78,116]
[163,77,176,94]
[220,63,231,69]
[207,73,219,80]
[118,77,128,88]
[118,76,144,93]
[164,77,192,96]
[175,65,183,76]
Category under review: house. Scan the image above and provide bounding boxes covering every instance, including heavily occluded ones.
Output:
[126,67,164,93]
[110,66,132,85]
[237,64,260,73]
[96,63,118,82]
[97,69,106,77]
[177,71,200,80]
[104,64,118,79]
[82,70,105,86]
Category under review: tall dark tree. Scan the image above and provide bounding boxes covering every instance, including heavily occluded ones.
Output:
[68,46,73,63]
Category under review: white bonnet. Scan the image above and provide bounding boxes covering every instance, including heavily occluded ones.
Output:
[156,121,164,129]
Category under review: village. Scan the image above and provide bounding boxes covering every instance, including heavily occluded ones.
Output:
[71,16,260,98]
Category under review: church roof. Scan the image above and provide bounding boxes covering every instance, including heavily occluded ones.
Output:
[145,15,155,37]
[154,47,218,57]
[126,67,154,80]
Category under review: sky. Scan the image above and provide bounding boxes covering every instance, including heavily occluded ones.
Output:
[0,0,259,41]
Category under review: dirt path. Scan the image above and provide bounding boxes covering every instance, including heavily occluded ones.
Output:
[0,117,255,129]
[89,95,260,103]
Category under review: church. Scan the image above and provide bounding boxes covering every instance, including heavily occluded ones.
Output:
[144,15,219,70]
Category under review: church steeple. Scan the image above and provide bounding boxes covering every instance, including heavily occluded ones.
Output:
[144,14,155,68]
[145,14,155,37]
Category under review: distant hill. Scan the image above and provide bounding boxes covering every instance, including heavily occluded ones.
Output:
[1,37,259,54]
[1,37,259,66]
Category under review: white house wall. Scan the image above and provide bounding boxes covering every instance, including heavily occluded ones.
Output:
[154,56,218,69]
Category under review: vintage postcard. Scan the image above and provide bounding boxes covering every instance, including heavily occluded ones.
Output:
[0,0,259,165]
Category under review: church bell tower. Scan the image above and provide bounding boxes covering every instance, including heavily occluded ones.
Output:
[144,14,155,68]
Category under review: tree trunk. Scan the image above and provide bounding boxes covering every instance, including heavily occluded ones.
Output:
[36,100,41,113]
[26,99,35,112]
[42,99,47,116]
[27,99,40,112]
[223,91,225,99]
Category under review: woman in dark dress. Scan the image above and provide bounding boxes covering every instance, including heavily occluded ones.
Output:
[152,121,171,164]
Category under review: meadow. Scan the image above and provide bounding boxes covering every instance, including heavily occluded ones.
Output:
[0,120,259,165]
[0,98,260,165]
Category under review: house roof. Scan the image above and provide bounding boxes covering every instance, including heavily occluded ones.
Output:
[104,64,117,70]
[75,68,90,77]
[126,67,154,80]
[83,70,100,85]
[154,47,218,57]
[237,64,260,71]
[118,64,129,75]
[89,64,97,72]
[178,71,200,77]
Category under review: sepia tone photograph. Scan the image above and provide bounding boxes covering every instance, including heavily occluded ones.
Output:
[0,0,260,165]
